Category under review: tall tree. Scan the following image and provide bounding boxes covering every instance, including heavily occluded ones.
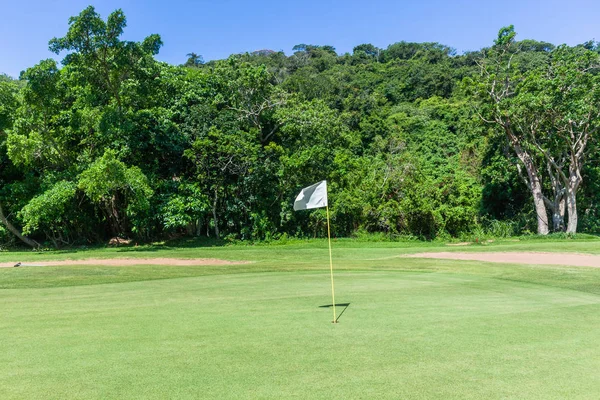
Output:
[470,26,600,234]
[184,52,204,67]
[469,26,551,234]
[48,6,162,110]
[517,45,600,233]
[0,77,40,247]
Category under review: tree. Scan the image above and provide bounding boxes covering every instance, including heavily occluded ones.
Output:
[469,26,600,234]
[8,6,171,243]
[353,44,382,62]
[383,41,455,63]
[0,77,41,248]
[516,45,600,233]
[213,57,287,145]
[0,78,19,131]
[184,126,261,239]
[78,150,153,237]
[11,5,600,245]
[184,52,204,67]
[48,6,162,110]
[7,60,69,169]
[19,181,77,247]
[289,44,338,72]
[468,26,550,234]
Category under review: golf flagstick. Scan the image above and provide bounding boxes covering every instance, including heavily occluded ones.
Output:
[292,180,338,323]
[326,204,337,323]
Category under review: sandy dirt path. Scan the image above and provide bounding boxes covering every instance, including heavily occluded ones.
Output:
[4,252,600,269]
[406,252,600,268]
[0,258,250,268]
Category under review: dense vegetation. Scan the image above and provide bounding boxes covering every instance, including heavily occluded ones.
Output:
[2,6,600,247]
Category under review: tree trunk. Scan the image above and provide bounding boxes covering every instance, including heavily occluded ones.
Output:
[551,211,563,232]
[545,195,565,232]
[512,142,549,235]
[566,189,577,234]
[531,180,550,235]
[102,203,121,238]
[546,161,566,232]
[548,190,566,232]
[0,202,40,249]
[553,196,566,232]
[565,168,581,234]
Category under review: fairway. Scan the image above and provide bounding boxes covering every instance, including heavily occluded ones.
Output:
[1,241,600,399]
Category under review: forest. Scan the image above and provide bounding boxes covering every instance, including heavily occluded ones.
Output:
[2,6,600,248]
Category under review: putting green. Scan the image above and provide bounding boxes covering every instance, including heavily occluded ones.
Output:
[1,266,600,399]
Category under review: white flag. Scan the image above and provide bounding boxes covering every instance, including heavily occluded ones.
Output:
[293,180,328,211]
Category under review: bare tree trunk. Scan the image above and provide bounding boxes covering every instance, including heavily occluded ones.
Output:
[531,179,550,235]
[0,202,40,249]
[547,190,566,233]
[551,211,562,232]
[545,160,566,232]
[110,195,123,236]
[552,196,566,232]
[565,167,581,234]
[559,197,566,228]
[512,142,549,235]
[544,194,565,233]
[566,189,577,234]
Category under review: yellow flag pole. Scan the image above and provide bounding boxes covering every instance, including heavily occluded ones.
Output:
[326,204,337,323]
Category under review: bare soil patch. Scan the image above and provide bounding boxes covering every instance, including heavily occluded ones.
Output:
[406,252,600,268]
[0,258,250,268]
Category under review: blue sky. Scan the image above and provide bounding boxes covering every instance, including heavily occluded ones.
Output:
[1,0,599,77]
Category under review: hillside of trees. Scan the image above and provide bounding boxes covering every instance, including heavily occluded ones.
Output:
[2,6,600,248]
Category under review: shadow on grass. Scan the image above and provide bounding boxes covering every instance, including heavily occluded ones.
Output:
[51,237,230,254]
[319,303,351,322]
[28,247,105,256]
[113,237,227,252]
[115,246,164,253]
[159,237,229,248]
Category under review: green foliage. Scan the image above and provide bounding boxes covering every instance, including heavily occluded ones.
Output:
[19,181,77,236]
[469,26,600,234]
[78,150,153,237]
[0,79,20,133]
[159,182,209,232]
[6,6,600,247]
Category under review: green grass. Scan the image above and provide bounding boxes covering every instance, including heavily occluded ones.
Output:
[1,239,600,399]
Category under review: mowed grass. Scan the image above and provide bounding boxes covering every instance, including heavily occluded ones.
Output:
[1,239,600,399]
